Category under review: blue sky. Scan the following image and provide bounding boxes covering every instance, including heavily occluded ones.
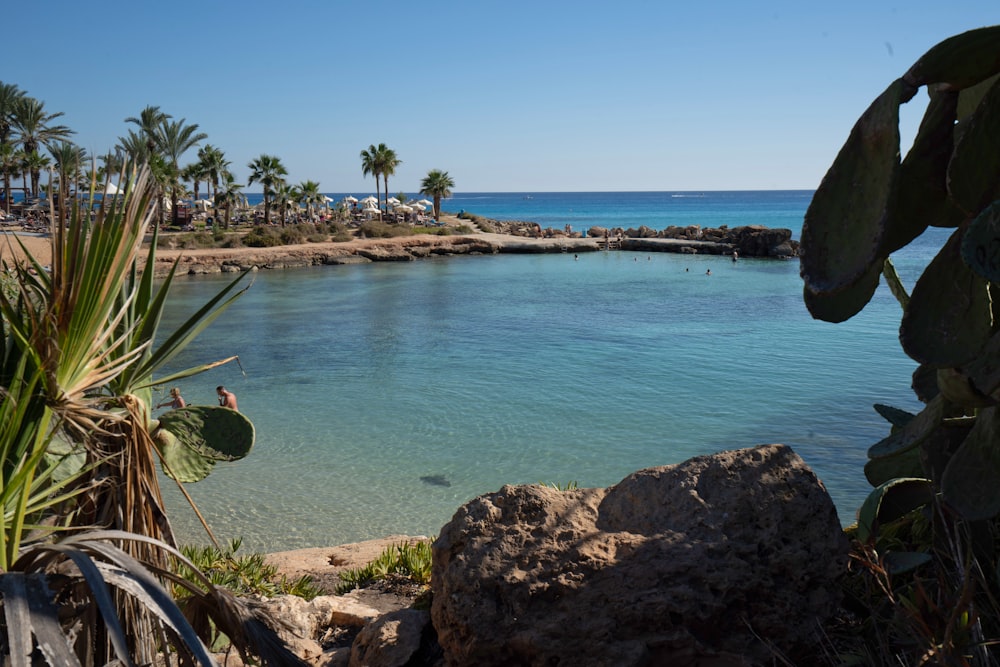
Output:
[6,1,998,192]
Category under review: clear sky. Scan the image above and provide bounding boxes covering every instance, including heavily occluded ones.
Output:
[6,1,998,193]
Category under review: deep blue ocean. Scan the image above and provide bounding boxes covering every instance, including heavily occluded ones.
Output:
[158,191,946,552]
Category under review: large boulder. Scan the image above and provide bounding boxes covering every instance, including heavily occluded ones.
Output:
[431,444,847,666]
[725,225,798,257]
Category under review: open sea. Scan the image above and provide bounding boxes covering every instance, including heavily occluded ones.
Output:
[157,191,945,552]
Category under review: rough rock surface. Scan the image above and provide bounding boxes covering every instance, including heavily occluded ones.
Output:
[431,444,847,666]
[349,609,435,667]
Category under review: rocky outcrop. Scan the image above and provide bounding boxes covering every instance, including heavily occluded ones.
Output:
[430,444,847,666]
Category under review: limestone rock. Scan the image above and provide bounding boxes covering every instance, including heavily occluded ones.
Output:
[431,444,847,666]
[349,609,435,667]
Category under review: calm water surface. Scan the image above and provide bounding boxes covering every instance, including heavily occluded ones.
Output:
[157,192,940,552]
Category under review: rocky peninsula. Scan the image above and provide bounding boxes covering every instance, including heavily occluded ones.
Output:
[147,221,797,278]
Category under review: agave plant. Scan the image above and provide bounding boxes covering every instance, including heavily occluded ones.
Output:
[0,165,304,665]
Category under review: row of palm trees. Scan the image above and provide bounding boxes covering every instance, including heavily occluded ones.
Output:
[0,80,456,228]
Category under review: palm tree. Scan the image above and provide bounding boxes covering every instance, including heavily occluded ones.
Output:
[11,96,74,197]
[360,144,381,218]
[376,145,401,213]
[214,171,244,229]
[420,168,455,222]
[246,154,287,226]
[156,118,207,225]
[297,179,323,220]
[0,143,18,214]
[183,161,206,204]
[21,150,50,199]
[272,181,299,226]
[0,82,26,208]
[125,105,171,157]
[47,140,87,218]
[198,144,229,199]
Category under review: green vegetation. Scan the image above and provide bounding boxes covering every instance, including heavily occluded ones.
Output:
[802,25,1000,663]
[420,169,455,222]
[0,168,303,665]
[541,480,579,491]
[336,540,433,595]
[178,538,323,601]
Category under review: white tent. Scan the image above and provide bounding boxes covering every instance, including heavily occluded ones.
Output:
[103,182,122,195]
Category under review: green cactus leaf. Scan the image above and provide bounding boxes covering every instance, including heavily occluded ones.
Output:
[911,363,940,403]
[856,477,933,543]
[881,258,910,313]
[941,406,1000,520]
[869,395,945,459]
[948,77,1000,215]
[958,73,1000,120]
[152,406,255,483]
[153,428,215,483]
[865,446,924,486]
[961,200,1000,282]
[873,404,916,428]
[800,79,905,294]
[921,419,976,484]
[958,329,1000,399]
[43,429,87,484]
[887,89,964,237]
[900,227,993,366]
[903,26,1000,90]
[936,367,996,407]
[802,261,880,323]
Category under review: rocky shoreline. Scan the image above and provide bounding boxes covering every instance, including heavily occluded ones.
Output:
[150,223,798,278]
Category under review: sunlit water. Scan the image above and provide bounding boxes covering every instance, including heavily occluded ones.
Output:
[156,192,942,552]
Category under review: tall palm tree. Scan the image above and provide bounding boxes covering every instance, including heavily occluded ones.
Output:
[197,144,229,199]
[360,144,381,217]
[420,169,455,222]
[47,140,87,218]
[246,154,287,226]
[156,118,207,225]
[214,171,243,229]
[125,105,171,157]
[271,181,299,226]
[0,82,26,208]
[11,96,73,197]
[0,143,18,214]
[376,145,401,213]
[183,161,206,204]
[21,150,50,199]
[297,180,323,220]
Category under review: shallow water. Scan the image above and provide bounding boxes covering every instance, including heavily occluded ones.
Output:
[155,216,941,552]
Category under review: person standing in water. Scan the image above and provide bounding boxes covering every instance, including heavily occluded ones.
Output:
[156,387,185,410]
[216,386,238,411]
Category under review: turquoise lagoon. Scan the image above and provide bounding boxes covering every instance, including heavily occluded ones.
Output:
[157,191,941,552]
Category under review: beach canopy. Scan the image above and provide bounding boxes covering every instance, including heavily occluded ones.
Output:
[386,197,400,206]
[416,199,433,206]
[344,195,358,203]
[360,196,378,205]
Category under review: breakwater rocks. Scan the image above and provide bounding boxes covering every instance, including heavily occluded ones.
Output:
[150,224,797,277]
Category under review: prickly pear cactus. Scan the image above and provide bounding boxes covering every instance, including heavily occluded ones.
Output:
[802,26,1000,521]
[151,405,254,483]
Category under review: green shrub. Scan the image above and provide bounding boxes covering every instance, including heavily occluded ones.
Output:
[336,540,432,594]
[177,538,323,601]
[358,220,411,238]
[244,226,282,247]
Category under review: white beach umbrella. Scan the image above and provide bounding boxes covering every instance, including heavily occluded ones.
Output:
[386,197,400,206]
[344,195,358,203]
[416,199,433,206]
[360,195,378,205]
[396,204,413,213]
[103,182,122,195]
[411,203,426,211]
